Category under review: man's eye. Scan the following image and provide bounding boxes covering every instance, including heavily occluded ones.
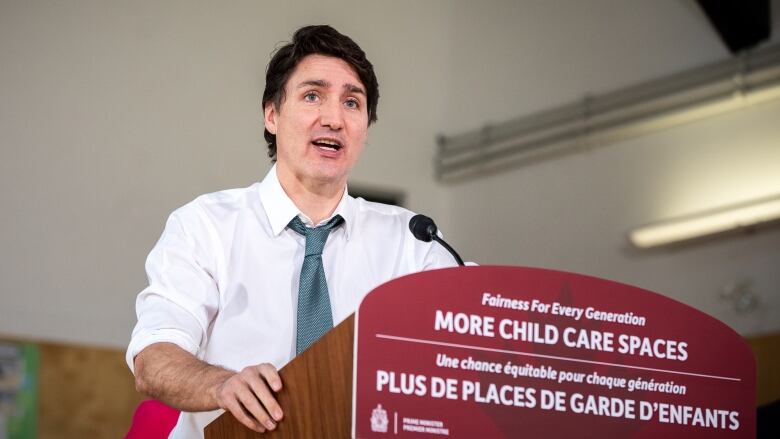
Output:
[345,99,359,109]
[304,93,318,102]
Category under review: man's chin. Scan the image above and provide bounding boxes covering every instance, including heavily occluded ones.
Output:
[306,166,350,188]
[311,173,347,187]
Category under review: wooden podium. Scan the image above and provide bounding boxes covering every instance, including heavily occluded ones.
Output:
[204,315,355,438]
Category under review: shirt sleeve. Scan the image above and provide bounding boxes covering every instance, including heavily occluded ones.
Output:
[126,206,220,374]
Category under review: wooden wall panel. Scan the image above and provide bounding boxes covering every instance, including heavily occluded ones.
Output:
[747,331,780,406]
[0,337,143,439]
[36,341,143,439]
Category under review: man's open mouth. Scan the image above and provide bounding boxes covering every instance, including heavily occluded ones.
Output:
[312,138,343,152]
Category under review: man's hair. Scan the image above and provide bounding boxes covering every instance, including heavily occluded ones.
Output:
[262,25,380,161]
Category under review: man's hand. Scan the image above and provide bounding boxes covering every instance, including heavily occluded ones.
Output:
[214,363,284,433]
[134,343,285,433]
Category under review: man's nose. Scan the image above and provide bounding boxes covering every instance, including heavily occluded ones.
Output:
[319,99,344,130]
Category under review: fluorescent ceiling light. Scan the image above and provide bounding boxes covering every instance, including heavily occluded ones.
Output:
[629,194,780,248]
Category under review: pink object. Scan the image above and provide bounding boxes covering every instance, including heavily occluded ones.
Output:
[125,400,180,439]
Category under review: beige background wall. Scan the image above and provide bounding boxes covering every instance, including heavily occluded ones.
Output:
[439,1,780,337]
[1,0,779,350]
[0,0,456,347]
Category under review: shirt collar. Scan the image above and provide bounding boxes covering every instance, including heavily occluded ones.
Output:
[258,164,356,240]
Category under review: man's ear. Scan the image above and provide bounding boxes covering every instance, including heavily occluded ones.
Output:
[264,102,278,135]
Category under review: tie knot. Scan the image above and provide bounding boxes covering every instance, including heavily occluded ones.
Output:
[288,215,344,256]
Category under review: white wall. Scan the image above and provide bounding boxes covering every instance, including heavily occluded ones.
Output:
[0,0,777,347]
[441,1,780,336]
[0,0,455,347]
[446,99,780,336]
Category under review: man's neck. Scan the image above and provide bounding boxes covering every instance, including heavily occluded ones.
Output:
[276,165,345,225]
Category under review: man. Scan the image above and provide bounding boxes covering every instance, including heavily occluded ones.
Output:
[127,25,456,438]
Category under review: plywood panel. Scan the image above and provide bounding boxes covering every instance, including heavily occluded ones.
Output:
[0,336,143,439]
[747,332,780,406]
[37,341,143,439]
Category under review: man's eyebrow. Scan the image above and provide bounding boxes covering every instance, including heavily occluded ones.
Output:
[295,79,365,96]
[296,79,329,89]
[344,83,365,95]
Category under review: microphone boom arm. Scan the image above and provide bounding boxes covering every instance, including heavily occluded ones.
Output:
[409,214,466,267]
[431,234,465,266]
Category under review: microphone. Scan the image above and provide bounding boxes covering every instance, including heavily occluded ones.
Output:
[409,214,465,266]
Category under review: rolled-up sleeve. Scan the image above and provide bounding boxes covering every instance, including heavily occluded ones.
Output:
[126,206,220,374]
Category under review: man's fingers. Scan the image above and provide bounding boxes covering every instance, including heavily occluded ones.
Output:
[234,385,278,431]
[216,363,284,432]
[257,363,283,392]
[223,395,266,433]
[246,368,284,422]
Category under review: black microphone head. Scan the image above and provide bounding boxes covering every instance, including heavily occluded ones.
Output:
[409,214,437,242]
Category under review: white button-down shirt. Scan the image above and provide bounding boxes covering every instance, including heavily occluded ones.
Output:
[126,165,457,438]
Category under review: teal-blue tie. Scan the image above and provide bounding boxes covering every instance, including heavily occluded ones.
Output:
[288,214,344,354]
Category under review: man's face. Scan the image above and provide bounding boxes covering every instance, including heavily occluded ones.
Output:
[265,54,369,188]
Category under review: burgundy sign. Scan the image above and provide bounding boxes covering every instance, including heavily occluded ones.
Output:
[352,266,755,438]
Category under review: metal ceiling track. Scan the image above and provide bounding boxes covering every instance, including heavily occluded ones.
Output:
[435,43,780,183]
